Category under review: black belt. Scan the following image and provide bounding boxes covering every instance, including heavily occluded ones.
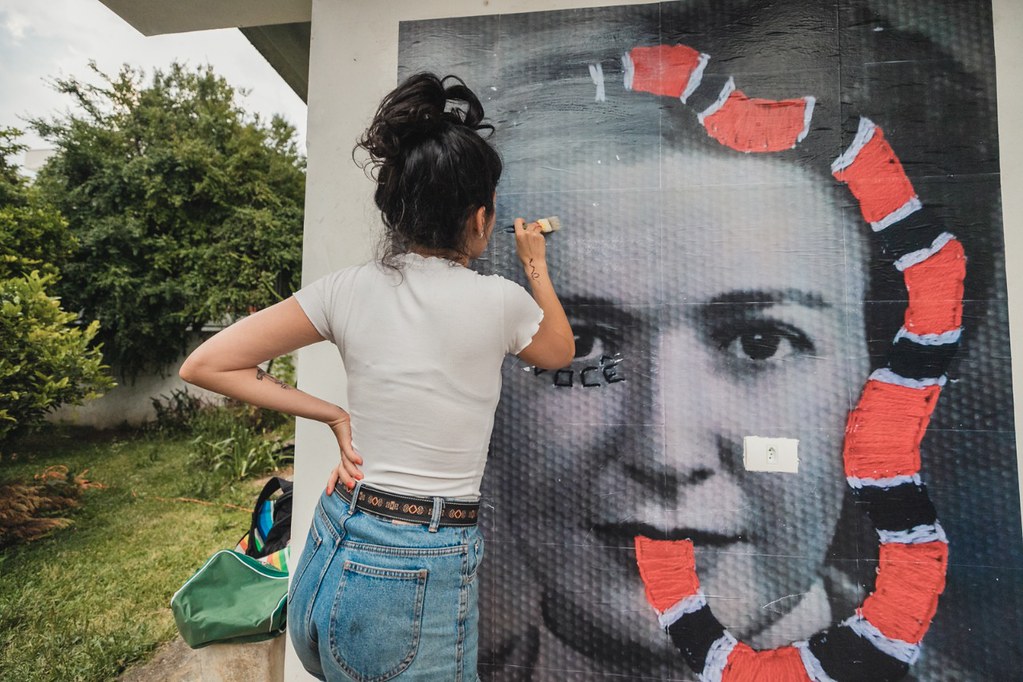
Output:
[338,485,479,527]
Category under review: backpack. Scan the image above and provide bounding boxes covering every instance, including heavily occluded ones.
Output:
[171,477,294,648]
[235,477,293,571]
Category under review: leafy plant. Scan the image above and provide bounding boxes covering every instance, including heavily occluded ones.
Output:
[0,273,113,444]
[0,129,113,447]
[149,387,294,493]
[191,428,292,483]
[149,388,210,433]
[31,63,305,376]
[188,408,294,495]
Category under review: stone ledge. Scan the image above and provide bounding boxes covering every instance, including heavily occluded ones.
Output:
[120,635,285,682]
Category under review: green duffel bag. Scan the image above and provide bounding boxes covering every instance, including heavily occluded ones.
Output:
[171,549,289,648]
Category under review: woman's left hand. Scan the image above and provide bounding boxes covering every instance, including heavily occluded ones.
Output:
[325,408,364,495]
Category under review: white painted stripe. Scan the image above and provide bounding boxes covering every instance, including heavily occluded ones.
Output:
[269,593,288,632]
[870,196,922,232]
[700,632,738,682]
[622,52,635,91]
[681,52,711,103]
[878,522,948,545]
[658,593,707,629]
[894,326,962,346]
[869,368,947,389]
[831,117,876,173]
[894,232,957,271]
[589,63,606,102]
[793,640,839,682]
[846,473,923,490]
[796,96,816,144]
[697,76,735,124]
[844,615,921,664]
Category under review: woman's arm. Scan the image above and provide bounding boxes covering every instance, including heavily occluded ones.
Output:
[513,218,576,369]
[179,297,363,493]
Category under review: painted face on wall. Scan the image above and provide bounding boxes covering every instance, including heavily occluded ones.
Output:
[491,149,870,668]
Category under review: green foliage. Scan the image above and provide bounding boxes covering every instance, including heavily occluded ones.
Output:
[191,426,292,487]
[0,128,74,278]
[0,429,264,680]
[32,63,305,376]
[0,129,113,445]
[149,387,212,433]
[0,272,113,443]
[149,385,293,494]
[188,399,294,492]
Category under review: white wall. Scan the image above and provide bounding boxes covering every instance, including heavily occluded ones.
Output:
[48,336,222,429]
[291,1,1023,678]
[994,0,1023,541]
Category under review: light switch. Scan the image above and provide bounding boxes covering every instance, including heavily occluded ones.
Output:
[743,436,799,473]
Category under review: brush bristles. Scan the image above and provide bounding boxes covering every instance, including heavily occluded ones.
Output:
[537,216,561,233]
[503,216,563,234]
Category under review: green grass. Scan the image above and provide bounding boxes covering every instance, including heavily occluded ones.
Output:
[0,428,279,681]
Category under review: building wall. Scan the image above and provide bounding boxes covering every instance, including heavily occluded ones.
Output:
[293,1,1023,679]
[48,336,221,429]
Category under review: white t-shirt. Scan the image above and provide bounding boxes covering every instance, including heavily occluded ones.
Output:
[294,252,543,499]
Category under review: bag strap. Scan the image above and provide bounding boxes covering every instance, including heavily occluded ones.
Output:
[262,480,293,555]
[245,477,293,558]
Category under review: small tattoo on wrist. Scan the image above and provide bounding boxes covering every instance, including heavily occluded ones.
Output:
[528,258,540,280]
[256,368,291,389]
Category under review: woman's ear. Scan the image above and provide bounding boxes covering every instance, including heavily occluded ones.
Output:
[474,205,488,234]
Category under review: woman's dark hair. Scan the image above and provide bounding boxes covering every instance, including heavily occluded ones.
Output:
[356,73,503,265]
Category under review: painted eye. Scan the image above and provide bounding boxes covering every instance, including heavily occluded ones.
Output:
[573,327,607,364]
[571,321,621,365]
[718,324,814,364]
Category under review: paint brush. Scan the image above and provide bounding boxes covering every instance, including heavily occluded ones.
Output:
[502,216,562,234]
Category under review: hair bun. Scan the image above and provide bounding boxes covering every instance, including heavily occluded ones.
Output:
[357,73,493,167]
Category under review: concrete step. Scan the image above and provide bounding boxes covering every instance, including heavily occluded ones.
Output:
[120,635,285,682]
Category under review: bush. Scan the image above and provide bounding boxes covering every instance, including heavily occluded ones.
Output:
[0,128,113,449]
[32,64,305,376]
[189,404,294,494]
[0,272,113,444]
[149,386,294,494]
[150,388,211,433]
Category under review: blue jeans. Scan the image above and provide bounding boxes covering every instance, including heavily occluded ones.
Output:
[289,485,484,681]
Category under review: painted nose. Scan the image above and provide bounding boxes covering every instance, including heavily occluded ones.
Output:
[614,323,743,502]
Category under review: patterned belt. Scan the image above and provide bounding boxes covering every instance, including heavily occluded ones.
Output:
[338,485,479,527]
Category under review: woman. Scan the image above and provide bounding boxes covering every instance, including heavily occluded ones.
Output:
[390,2,1007,680]
[179,73,575,681]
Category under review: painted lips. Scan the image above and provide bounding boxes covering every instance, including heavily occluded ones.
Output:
[593,522,745,568]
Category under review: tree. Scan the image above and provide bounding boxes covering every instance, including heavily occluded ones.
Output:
[32,63,305,376]
[0,129,113,444]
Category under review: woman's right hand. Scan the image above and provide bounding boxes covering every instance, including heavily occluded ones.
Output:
[325,408,364,495]
[512,217,576,370]
[514,217,548,273]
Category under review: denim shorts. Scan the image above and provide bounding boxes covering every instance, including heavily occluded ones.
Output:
[289,485,484,682]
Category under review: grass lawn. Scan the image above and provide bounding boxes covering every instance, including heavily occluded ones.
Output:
[0,427,284,681]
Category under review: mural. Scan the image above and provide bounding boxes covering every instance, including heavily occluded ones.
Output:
[398,1,1020,679]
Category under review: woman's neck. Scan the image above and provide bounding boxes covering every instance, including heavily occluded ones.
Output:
[408,245,469,266]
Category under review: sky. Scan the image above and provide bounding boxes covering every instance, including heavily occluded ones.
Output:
[0,0,308,162]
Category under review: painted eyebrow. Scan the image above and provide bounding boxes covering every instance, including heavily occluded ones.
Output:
[703,289,832,309]
[559,295,644,324]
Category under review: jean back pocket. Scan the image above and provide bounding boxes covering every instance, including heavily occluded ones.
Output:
[329,561,428,682]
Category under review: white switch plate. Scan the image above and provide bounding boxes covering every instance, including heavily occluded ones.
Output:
[743,436,799,473]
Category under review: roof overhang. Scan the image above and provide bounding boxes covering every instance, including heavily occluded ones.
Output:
[97,0,311,102]
[97,0,310,36]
